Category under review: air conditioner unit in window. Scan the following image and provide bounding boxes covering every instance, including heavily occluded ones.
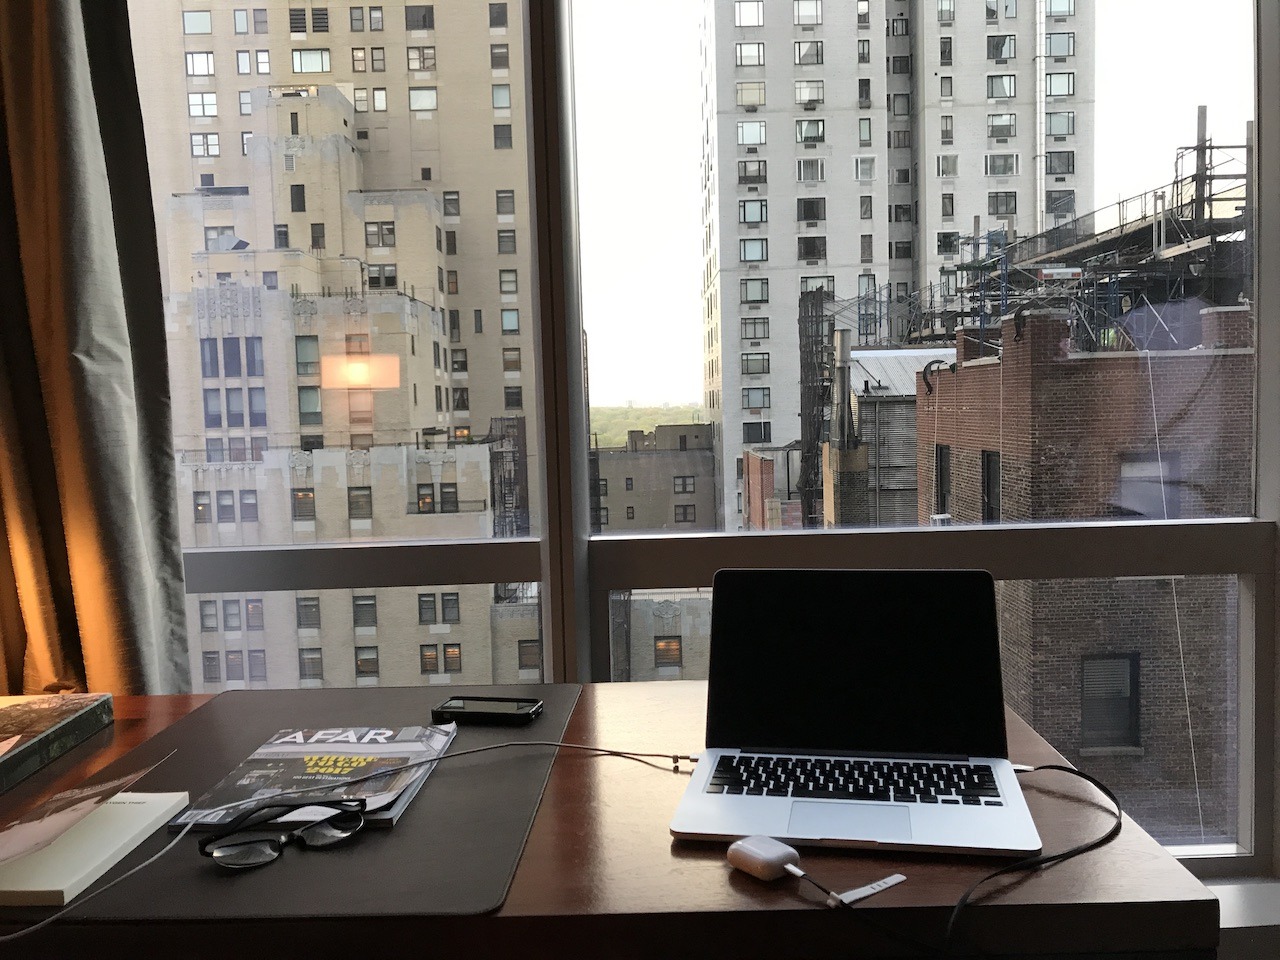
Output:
[744,105,758,113]
[803,101,817,111]
[929,513,952,526]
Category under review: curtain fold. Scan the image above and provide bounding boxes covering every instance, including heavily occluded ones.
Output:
[0,0,188,695]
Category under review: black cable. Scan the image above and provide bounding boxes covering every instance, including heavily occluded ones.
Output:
[942,764,1124,954]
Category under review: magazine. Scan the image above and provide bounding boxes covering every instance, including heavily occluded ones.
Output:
[171,724,456,830]
[0,694,114,796]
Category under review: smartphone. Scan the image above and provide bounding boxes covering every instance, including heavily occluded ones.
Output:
[431,696,544,726]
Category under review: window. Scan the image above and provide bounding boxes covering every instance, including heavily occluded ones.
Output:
[796,197,825,222]
[203,389,221,428]
[408,46,436,70]
[989,191,1018,215]
[202,651,220,682]
[985,153,1019,176]
[248,388,266,427]
[856,0,870,26]
[225,388,244,427]
[890,17,908,35]
[937,231,960,255]
[982,451,1002,522]
[739,238,767,262]
[240,490,258,522]
[443,643,462,672]
[890,204,912,223]
[987,75,1016,98]
[655,636,683,668]
[291,488,316,522]
[289,184,306,213]
[253,7,268,31]
[442,593,461,624]
[350,7,364,30]
[420,644,439,673]
[891,56,912,76]
[1046,0,1074,14]
[296,598,321,630]
[351,595,377,629]
[222,598,242,631]
[354,646,379,678]
[289,7,306,31]
[940,76,953,98]
[498,229,517,253]
[794,41,822,65]
[368,264,397,288]
[405,4,434,29]
[734,0,764,26]
[890,240,913,260]
[858,117,872,146]
[742,422,772,443]
[501,308,520,333]
[234,8,249,32]
[417,594,439,626]
[499,269,518,294]
[1046,110,1075,136]
[853,157,875,181]
[1081,655,1140,749]
[372,88,387,111]
[1118,453,1182,520]
[739,199,767,224]
[741,352,770,374]
[409,86,438,111]
[490,43,509,69]
[1046,73,1075,97]
[800,275,835,295]
[452,388,470,410]
[986,0,999,19]
[185,52,215,76]
[273,223,289,249]
[295,335,319,376]
[190,133,220,157]
[248,650,267,681]
[797,236,826,260]
[859,196,873,219]
[298,386,321,425]
[1047,189,1076,217]
[1046,32,1075,57]
[365,221,395,246]
[742,386,771,409]
[352,47,367,71]
[1046,150,1075,174]
[518,640,542,671]
[237,50,252,74]
[298,648,323,681]
[206,438,225,463]
[504,386,523,409]
[941,115,954,144]
[937,154,958,178]
[857,78,871,105]
[446,231,457,254]
[987,35,1016,59]
[188,92,217,117]
[736,82,766,107]
[795,158,824,182]
[860,233,873,261]
[193,491,213,525]
[737,121,766,146]
[736,42,765,67]
[934,445,951,515]
[256,49,270,73]
[493,124,513,149]
[492,84,511,109]
[793,0,821,24]
[740,278,769,303]
[496,189,516,214]
[858,40,870,64]
[416,483,435,514]
[199,338,219,377]
[291,49,331,73]
[502,347,522,372]
[988,113,1016,138]
[940,36,952,65]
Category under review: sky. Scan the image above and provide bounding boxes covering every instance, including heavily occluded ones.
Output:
[570,1,1254,407]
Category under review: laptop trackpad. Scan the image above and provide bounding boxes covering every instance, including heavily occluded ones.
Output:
[788,801,913,843]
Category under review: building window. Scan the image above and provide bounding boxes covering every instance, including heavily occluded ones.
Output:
[372,88,387,111]
[355,646,379,677]
[890,16,908,35]
[741,318,770,340]
[655,636,683,667]
[368,264,397,288]
[793,0,821,24]
[274,223,289,249]
[249,389,266,428]
[796,197,825,222]
[497,229,518,254]
[794,40,822,65]
[736,42,765,66]
[796,158,825,182]
[240,490,258,521]
[442,190,461,216]
[737,121,766,146]
[1046,111,1076,136]
[853,157,875,181]
[499,269,518,293]
[291,488,316,521]
[739,238,768,262]
[443,642,462,673]
[736,81,766,107]
[190,133,220,157]
[1046,72,1075,97]
[296,596,321,629]
[1046,32,1076,57]
[418,593,438,625]
[348,486,373,520]
[940,36,953,65]
[739,199,767,224]
[985,153,1019,176]
[248,650,267,681]
[496,189,516,214]
[215,490,235,523]
[741,352,770,375]
[409,86,438,111]
[188,92,217,117]
[206,438,225,463]
[989,191,1018,215]
[858,117,872,146]
[987,35,1016,59]
[226,653,245,686]
[291,49,331,73]
[352,47,367,71]
[517,640,542,672]
[937,154,958,178]
[452,387,470,411]
[298,385,321,425]
[982,451,1002,523]
[350,7,364,30]
[800,275,835,296]
[298,648,323,681]
[1081,655,1140,749]
[935,445,951,515]
[1117,453,1181,519]
[795,118,824,143]
[674,476,696,494]
[1046,0,1074,14]
[743,422,772,444]
[439,483,459,513]
[890,240,913,260]
[442,593,461,624]
[405,4,434,29]
[856,0,870,26]
[256,49,270,73]
[504,386,523,410]
[408,46,436,70]
[737,159,767,184]
[987,75,1016,98]
[365,221,396,247]
[988,113,1016,138]
[420,644,439,673]
[937,0,954,20]
[740,278,769,303]
[594,506,610,526]
[416,483,435,514]
[489,1,508,26]
[940,76,953,98]
[500,308,520,334]
[353,595,377,628]
[197,599,218,632]
[938,231,960,255]
[222,599,242,632]
[1047,189,1076,217]
[202,651,220,682]
[185,51,215,76]
[490,43,509,69]
[370,47,384,71]
[857,40,870,63]
[734,0,764,26]
[492,84,512,110]
[1045,150,1076,175]
[797,236,826,260]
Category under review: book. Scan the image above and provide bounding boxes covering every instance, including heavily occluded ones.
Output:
[171,724,456,830]
[0,694,114,796]
[0,791,188,906]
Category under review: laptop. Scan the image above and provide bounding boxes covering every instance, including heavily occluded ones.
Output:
[669,569,1042,856]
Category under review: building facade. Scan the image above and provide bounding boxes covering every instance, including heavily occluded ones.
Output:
[130,1,543,691]
[702,0,1095,527]
[591,425,717,533]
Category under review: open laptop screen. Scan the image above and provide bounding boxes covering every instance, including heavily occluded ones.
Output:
[705,569,1009,759]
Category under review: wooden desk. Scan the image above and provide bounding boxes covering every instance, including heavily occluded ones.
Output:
[0,683,1217,959]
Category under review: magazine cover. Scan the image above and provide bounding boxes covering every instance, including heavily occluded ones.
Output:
[172,724,456,828]
[0,694,114,796]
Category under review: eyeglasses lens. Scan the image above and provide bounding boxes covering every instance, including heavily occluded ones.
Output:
[298,811,363,847]
[207,837,283,869]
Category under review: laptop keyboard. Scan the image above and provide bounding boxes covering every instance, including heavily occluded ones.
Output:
[705,755,1003,805]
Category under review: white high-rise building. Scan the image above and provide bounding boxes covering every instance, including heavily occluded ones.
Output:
[701,0,1094,527]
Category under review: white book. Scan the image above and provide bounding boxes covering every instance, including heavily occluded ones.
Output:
[0,792,188,906]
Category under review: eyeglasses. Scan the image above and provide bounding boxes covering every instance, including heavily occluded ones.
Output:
[197,798,366,869]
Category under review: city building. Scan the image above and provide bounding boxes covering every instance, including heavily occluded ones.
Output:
[590,425,717,532]
[129,1,543,690]
[701,0,1095,527]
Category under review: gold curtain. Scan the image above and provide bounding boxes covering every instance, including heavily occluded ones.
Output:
[0,0,188,694]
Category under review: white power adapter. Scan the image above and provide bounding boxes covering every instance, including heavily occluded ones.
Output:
[726,835,802,881]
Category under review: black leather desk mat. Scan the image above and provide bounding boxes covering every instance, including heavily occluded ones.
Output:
[66,683,581,920]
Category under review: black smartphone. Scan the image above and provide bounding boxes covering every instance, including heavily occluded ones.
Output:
[431,696,544,726]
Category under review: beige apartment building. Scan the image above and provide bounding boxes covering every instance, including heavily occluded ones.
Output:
[130,1,542,691]
[591,425,717,532]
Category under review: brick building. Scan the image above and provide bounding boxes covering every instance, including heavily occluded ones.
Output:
[916,303,1254,842]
